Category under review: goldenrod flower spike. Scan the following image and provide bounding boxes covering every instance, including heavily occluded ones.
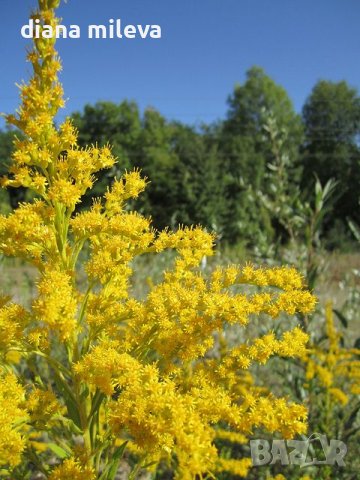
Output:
[0,0,317,478]
[303,300,360,409]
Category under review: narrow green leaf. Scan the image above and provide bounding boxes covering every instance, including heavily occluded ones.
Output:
[80,385,90,401]
[344,402,360,432]
[333,309,348,329]
[53,371,82,429]
[142,461,158,468]
[98,442,128,480]
[47,443,70,459]
[108,442,129,480]
[348,219,360,242]
[88,388,106,422]
[53,414,83,435]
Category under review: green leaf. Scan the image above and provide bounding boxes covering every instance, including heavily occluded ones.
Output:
[354,338,360,349]
[47,443,70,459]
[98,441,128,480]
[314,177,323,211]
[108,442,128,480]
[52,371,82,429]
[142,461,158,469]
[80,385,90,401]
[316,334,329,345]
[333,309,348,329]
[344,403,360,431]
[88,388,105,422]
[348,219,360,242]
[53,414,83,435]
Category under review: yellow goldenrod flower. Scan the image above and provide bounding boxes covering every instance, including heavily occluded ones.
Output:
[0,371,28,467]
[0,0,318,477]
[48,458,96,480]
[216,457,252,477]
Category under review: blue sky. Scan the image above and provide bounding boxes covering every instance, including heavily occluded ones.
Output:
[1,0,360,128]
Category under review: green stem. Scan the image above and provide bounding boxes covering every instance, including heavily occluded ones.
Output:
[74,377,93,467]
[32,349,72,377]
[129,461,143,480]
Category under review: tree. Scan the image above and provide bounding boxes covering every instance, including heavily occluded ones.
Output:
[0,128,26,209]
[72,101,142,205]
[73,104,226,235]
[219,66,303,246]
[169,122,226,233]
[135,107,179,228]
[302,80,360,232]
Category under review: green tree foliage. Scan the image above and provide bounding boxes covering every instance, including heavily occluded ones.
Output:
[168,122,226,233]
[72,101,142,205]
[137,111,226,232]
[0,129,25,210]
[0,70,357,249]
[0,129,14,177]
[302,80,360,234]
[135,108,179,228]
[219,66,303,246]
[72,103,226,234]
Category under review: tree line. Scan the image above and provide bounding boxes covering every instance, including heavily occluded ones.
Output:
[1,66,359,248]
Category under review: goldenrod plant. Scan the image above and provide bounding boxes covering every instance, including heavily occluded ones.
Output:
[259,301,360,480]
[0,1,316,478]
[298,302,360,479]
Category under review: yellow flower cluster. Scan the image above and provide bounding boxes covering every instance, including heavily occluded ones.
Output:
[74,337,308,476]
[48,457,95,480]
[267,476,311,480]
[304,301,360,405]
[27,388,63,425]
[214,428,248,444]
[0,371,28,467]
[219,327,309,372]
[0,299,29,352]
[0,200,56,266]
[32,269,78,341]
[0,0,317,477]
[216,457,253,477]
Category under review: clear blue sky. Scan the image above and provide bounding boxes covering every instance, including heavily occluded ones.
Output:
[1,0,360,128]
